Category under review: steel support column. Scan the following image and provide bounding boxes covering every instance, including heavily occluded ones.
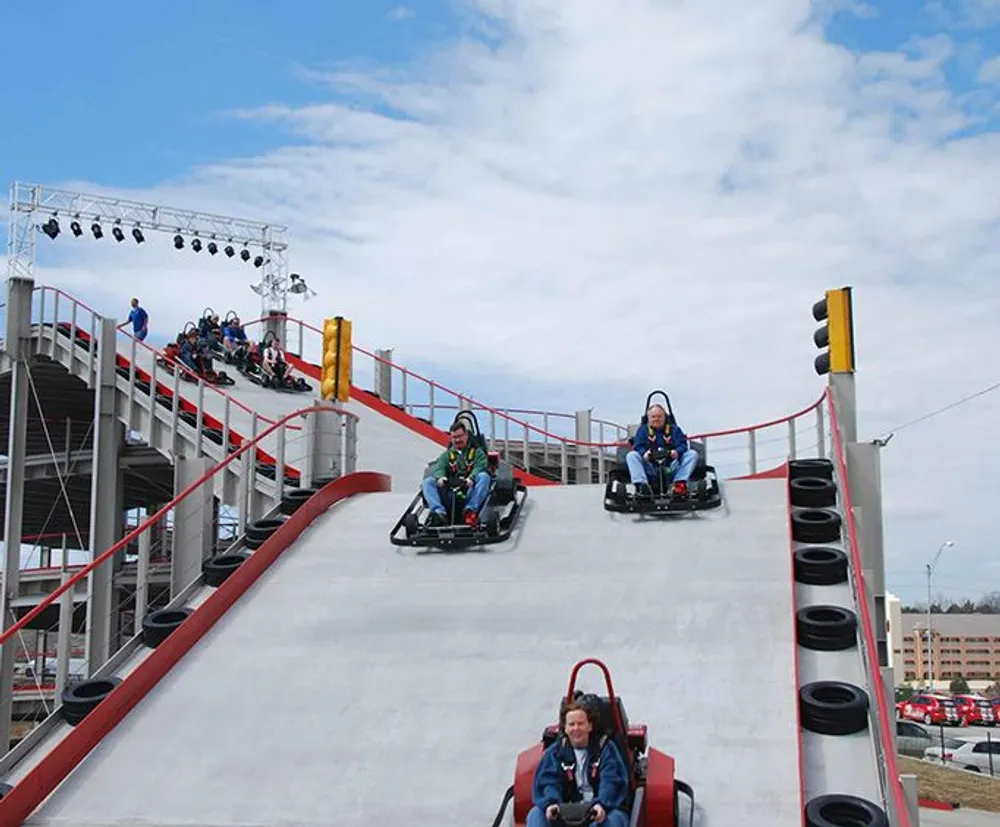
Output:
[847,441,888,667]
[828,372,857,445]
[85,318,124,674]
[304,401,343,485]
[264,311,287,351]
[171,456,215,597]
[0,275,35,750]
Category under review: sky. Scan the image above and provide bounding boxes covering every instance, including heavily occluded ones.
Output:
[0,0,998,605]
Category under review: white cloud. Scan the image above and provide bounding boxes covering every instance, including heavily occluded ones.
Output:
[387,5,415,21]
[979,55,1000,83]
[29,0,1000,602]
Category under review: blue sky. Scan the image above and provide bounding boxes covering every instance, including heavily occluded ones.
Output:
[0,1,465,189]
[2,1,1000,605]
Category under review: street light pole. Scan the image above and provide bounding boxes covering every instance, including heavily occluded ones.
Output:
[926,540,955,690]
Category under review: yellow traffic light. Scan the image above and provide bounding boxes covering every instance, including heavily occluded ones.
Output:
[812,287,855,375]
[320,316,352,401]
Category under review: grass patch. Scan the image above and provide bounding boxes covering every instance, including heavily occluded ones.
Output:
[898,756,1000,812]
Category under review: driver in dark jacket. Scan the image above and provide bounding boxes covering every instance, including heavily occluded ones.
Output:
[421,420,490,527]
[528,699,629,826]
[627,403,697,499]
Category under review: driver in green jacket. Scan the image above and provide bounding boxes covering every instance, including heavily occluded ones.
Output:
[422,419,490,527]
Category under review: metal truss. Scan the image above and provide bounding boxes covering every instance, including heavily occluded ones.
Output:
[7,182,301,316]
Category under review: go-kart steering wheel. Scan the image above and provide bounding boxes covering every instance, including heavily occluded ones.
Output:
[554,802,595,826]
[649,446,673,465]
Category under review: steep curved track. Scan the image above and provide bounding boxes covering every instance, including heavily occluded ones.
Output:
[22,480,812,827]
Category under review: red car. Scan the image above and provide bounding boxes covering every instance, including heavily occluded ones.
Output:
[953,695,996,726]
[897,694,961,726]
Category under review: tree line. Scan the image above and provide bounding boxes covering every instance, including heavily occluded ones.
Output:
[900,591,1000,614]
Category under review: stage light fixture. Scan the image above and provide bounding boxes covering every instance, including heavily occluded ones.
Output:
[131,227,145,243]
[191,238,203,252]
[207,241,218,255]
[253,255,264,268]
[111,226,125,242]
[41,218,60,239]
[173,234,184,250]
[70,221,83,237]
[240,249,250,262]
[224,244,235,257]
[91,222,103,239]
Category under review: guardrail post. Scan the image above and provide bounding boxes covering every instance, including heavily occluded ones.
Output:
[134,524,151,636]
[170,457,215,597]
[374,348,393,402]
[55,541,73,697]
[898,774,919,827]
[575,410,592,485]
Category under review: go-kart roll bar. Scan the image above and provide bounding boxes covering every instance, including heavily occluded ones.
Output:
[564,658,625,737]
[643,390,674,421]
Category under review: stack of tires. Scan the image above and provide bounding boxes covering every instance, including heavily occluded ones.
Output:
[789,458,889,827]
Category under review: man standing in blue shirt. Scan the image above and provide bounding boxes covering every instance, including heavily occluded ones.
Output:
[127,297,149,341]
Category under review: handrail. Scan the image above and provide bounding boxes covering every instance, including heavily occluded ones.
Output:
[245,314,827,449]
[0,403,357,648]
[825,389,912,826]
[34,286,286,428]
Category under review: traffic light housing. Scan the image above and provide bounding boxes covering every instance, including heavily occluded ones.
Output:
[812,287,855,376]
[321,316,352,402]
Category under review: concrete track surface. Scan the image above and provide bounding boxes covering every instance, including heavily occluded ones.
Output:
[25,479,805,827]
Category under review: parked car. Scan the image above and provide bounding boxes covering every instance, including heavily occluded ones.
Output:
[897,694,962,726]
[924,739,1000,773]
[953,694,997,727]
[896,721,970,758]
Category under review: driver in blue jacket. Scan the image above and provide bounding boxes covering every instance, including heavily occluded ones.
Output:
[527,699,630,826]
[627,403,697,499]
[421,420,490,527]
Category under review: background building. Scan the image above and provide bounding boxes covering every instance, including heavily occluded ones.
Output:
[896,610,1000,692]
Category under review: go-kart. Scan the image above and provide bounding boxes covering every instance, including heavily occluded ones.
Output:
[389,410,527,550]
[243,331,312,393]
[492,658,694,827]
[156,334,236,387]
[604,390,721,515]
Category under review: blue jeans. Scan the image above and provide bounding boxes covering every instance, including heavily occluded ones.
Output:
[526,805,628,827]
[626,448,697,485]
[421,471,491,514]
[134,328,148,341]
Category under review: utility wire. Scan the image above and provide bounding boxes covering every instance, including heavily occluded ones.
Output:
[876,379,1000,441]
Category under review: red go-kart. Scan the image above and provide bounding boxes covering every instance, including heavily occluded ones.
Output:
[495,658,694,827]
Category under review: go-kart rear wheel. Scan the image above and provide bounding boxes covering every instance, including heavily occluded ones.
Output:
[403,512,419,538]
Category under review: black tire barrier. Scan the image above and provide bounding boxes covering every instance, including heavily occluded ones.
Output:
[280,488,318,515]
[0,782,12,799]
[799,681,869,736]
[792,509,841,544]
[203,552,250,587]
[141,607,193,648]
[797,606,858,651]
[789,458,834,481]
[247,517,285,544]
[794,547,849,586]
[790,477,837,508]
[805,794,888,827]
[60,677,122,726]
[313,475,337,489]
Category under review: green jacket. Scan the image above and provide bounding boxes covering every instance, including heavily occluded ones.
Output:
[431,444,487,479]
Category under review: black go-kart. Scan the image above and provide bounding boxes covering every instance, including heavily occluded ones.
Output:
[389,410,528,550]
[603,390,722,515]
[243,331,312,393]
